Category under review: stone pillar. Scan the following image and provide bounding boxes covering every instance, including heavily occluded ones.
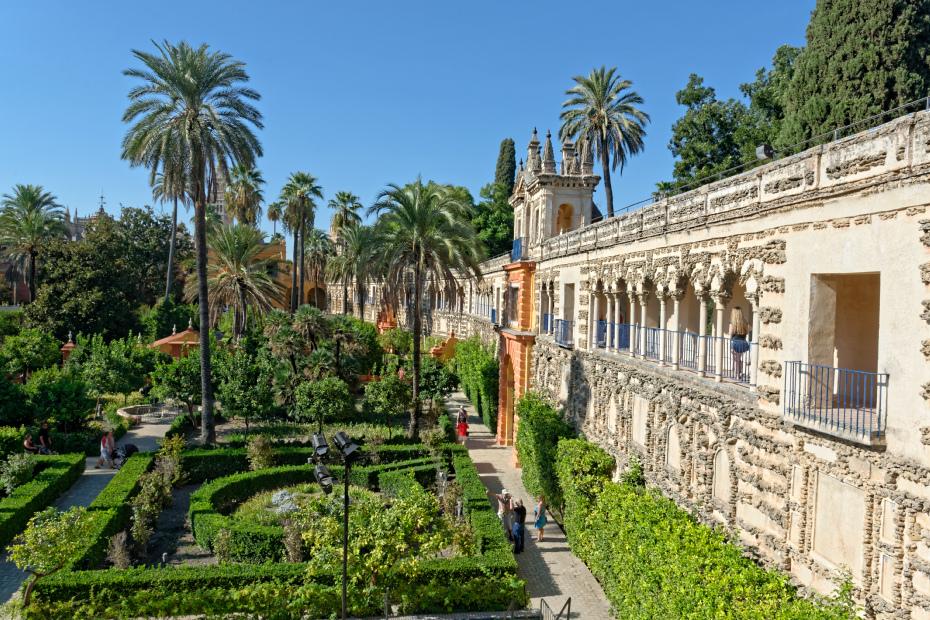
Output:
[606,293,615,350]
[628,295,638,357]
[592,290,601,349]
[671,292,682,370]
[638,294,648,359]
[749,294,761,389]
[697,293,708,376]
[548,287,555,334]
[713,295,726,382]
[658,292,667,366]
[613,291,622,349]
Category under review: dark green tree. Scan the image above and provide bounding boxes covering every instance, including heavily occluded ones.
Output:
[0,327,60,379]
[494,138,516,196]
[24,366,93,431]
[780,0,930,146]
[117,206,193,306]
[471,183,513,257]
[150,354,205,426]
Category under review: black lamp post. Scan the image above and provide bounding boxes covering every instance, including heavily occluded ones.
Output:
[312,430,360,620]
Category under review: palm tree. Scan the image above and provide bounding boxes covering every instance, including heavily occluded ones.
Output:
[328,191,362,238]
[185,223,283,338]
[327,223,372,319]
[122,40,263,444]
[152,166,188,304]
[560,66,649,217]
[303,228,333,309]
[0,184,66,302]
[369,179,484,438]
[267,200,283,237]
[280,172,322,310]
[225,164,265,226]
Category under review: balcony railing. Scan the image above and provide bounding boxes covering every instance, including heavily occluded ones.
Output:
[614,323,631,351]
[490,308,498,325]
[644,327,661,361]
[555,319,573,348]
[511,237,524,262]
[595,320,608,348]
[784,361,888,442]
[542,313,552,334]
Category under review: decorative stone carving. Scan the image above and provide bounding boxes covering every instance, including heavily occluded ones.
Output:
[759,334,783,350]
[760,275,786,294]
[756,385,780,404]
[759,307,783,324]
[826,152,886,180]
[759,360,783,379]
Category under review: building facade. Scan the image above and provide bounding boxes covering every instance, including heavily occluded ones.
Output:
[413,112,930,617]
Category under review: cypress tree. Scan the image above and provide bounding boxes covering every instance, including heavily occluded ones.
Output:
[494,138,516,196]
[779,0,930,147]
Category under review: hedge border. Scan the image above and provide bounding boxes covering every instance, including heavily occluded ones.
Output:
[0,453,84,547]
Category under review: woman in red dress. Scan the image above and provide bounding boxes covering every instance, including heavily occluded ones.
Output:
[456,405,469,444]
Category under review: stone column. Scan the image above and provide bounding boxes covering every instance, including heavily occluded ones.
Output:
[628,295,638,357]
[671,292,682,370]
[638,294,648,359]
[713,295,726,383]
[591,290,601,349]
[613,291,622,349]
[749,294,761,389]
[548,287,555,334]
[606,293,615,350]
[697,292,708,376]
[658,291,668,366]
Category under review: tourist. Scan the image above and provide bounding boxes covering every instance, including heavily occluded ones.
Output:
[491,488,513,540]
[456,405,469,444]
[729,307,750,380]
[96,431,116,469]
[22,434,39,455]
[37,421,53,454]
[534,495,548,542]
[512,498,527,553]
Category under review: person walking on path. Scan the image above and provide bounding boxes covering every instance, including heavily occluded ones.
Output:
[512,498,527,554]
[456,405,469,444]
[534,495,548,542]
[95,431,115,469]
[491,488,513,541]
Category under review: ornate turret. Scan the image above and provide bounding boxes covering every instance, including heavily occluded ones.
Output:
[527,128,541,173]
[580,138,595,175]
[542,130,556,174]
[561,139,576,175]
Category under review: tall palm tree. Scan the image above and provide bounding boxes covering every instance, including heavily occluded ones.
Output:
[185,223,283,338]
[303,228,333,309]
[369,179,484,438]
[4,261,24,305]
[122,40,263,444]
[280,172,322,310]
[267,200,283,237]
[152,166,188,304]
[328,191,362,238]
[225,164,265,226]
[0,184,66,302]
[560,66,649,217]
[327,223,373,319]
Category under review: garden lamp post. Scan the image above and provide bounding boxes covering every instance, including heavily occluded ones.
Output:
[312,431,360,620]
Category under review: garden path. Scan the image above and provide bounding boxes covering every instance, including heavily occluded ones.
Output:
[0,417,175,604]
[445,392,612,619]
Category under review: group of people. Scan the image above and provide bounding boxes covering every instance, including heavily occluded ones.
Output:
[491,489,547,554]
[22,421,53,455]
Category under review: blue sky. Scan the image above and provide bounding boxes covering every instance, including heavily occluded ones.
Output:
[0,1,813,238]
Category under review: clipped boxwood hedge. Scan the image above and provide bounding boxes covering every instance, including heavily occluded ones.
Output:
[0,452,84,546]
[514,391,574,517]
[450,337,499,429]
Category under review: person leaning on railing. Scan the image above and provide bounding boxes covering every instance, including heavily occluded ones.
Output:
[730,307,750,381]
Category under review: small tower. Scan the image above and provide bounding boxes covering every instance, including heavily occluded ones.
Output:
[541,130,557,174]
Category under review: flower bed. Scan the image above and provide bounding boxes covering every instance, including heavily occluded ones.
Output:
[0,453,84,547]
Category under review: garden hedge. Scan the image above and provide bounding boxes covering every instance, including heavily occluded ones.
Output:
[450,337,498,429]
[513,392,574,518]
[0,425,128,459]
[0,452,84,547]
[554,439,851,620]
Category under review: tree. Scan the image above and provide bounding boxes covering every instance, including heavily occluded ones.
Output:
[280,172,323,311]
[67,334,165,405]
[327,224,373,318]
[494,138,516,196]
[472,182,513,257]
[118,206,194,307]
[215,342,276,431]
[225,164,265,226]
[294,377,353,428]
[369,179,483,438]
[780,0,930,147]
[267,200,283,237]
[10,506,98,606]
[0,184,66,302]
[362,375,411,424]
[152,165,188,304]
[150,353,203,426]
[122,40,264,444]
[0,327,59,379]
[186,224,283,338]
[740,45,801,151]
[24,366,93,431]
[328,191,362,238]
[560,67,649,217]
[139,298,198,341]
[418,356,456,413]
[303,228,333,309]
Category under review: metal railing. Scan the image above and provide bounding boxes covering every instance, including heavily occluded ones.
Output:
[679,331,699,370]
[540,598,571,620]
[542,313,552,334]
[595,319,608,348]
[784,361,888,439]
[554,319,573,348]
[644,327,661,361]
[511,237,524,262]
[703,335,752,384]
[490,308,498,325]
[615,322,632,351]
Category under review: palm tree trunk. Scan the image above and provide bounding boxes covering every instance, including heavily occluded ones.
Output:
[238,287,247,337]
[194,188,216,445]
[28,251,36,303]
[410,261,422,439]
[290,230,299,312]
[599,138,614,218]
[342,280,348,315]
[298,218,306,308]
[164,197,178,304]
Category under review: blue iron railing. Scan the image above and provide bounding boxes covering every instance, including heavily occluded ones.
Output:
[615,323,631,351]
[511,237,524,262]
[490,308,497,325]
[595,320,608,348]
[542,313,552,334]
[644,327,661,361]
[679,331,699,370]
[554,319,573,348]
[784,361,888,439]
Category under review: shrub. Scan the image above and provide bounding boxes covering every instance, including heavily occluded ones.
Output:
[0,453,84,547]
[0,453,36,494]
[246,435,274,470]
[449,337,498,429]
[293,377,353,426]
[106,531,131,569]
[514,392,574,516]
[24,366,93,432]
[0,327,59,378]
[362,375,411,423]
[377,327,412,356]
[554,439,852,619]
[0,425,26,458]
[0,376,31,427]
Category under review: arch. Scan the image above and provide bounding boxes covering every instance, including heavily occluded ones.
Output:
[665,424,681,472]
[712,449,731,503]
[555,203,574,235]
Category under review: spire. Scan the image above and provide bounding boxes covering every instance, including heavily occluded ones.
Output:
[526,128,540,173]
[581,138,595,175]
[542,130,556,173]
[561,138,576,175]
